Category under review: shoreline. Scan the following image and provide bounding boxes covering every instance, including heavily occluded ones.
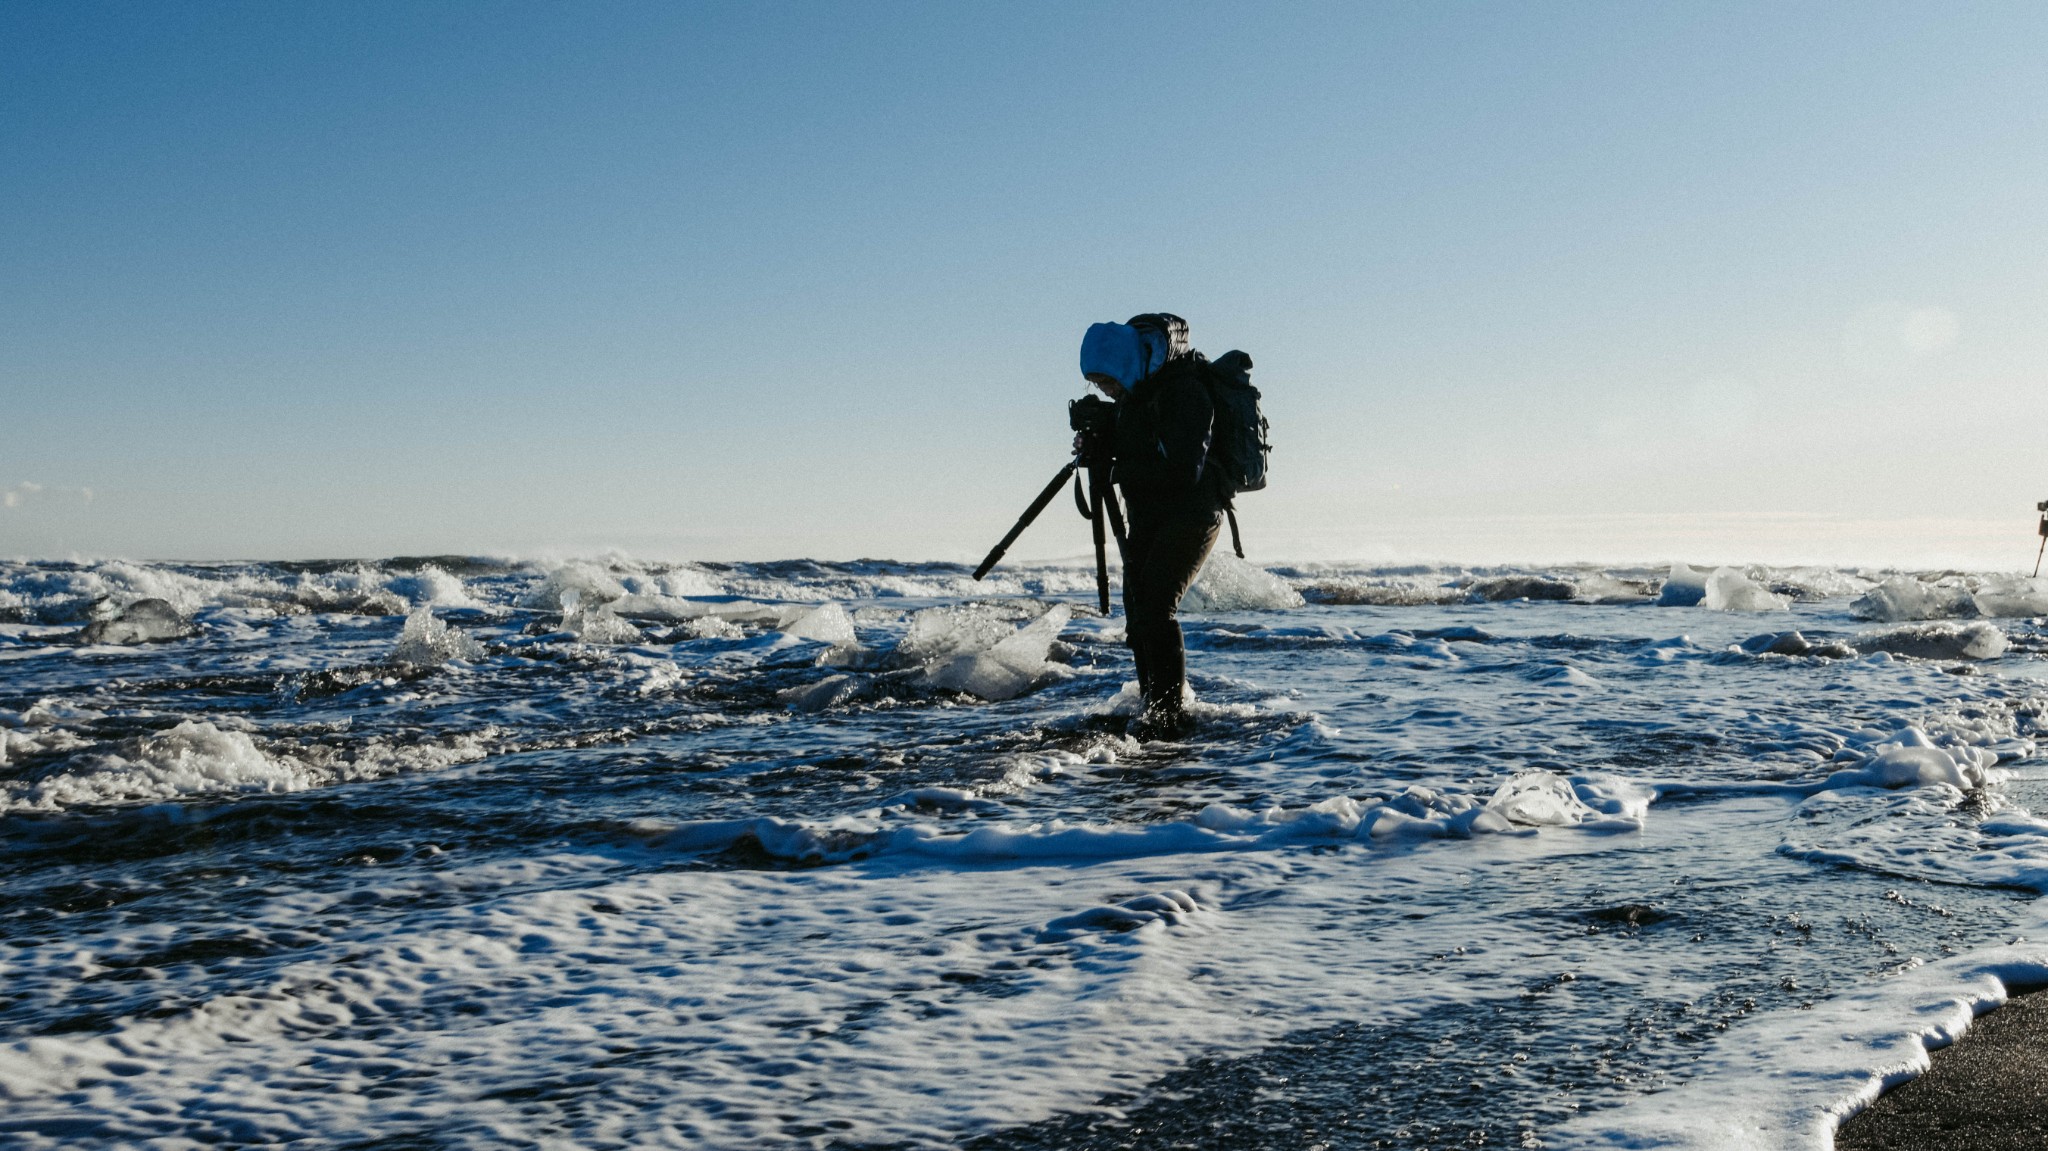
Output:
[1836,986,2048,1150]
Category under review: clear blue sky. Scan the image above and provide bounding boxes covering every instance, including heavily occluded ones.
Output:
[6,1,2046,567]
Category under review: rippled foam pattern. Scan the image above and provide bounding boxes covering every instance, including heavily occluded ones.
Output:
[7,555,2048,1149]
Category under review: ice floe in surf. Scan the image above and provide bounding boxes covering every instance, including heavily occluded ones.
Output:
[1853,621,2007,661]
[918,603,1073,701]
[1702,566,1791,611]
[1656,563,1710,606]
[1183,553,1306,612]
[1853,575,1979,622]
[775,673,866,712]
[773,603,1078,710]
[1852,573,2048,622]
[778,602,857,646]
[1738,631,1858,659]
[67,598,195,645]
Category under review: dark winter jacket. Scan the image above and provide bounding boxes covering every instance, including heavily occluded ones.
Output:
[1112,353,1223,513]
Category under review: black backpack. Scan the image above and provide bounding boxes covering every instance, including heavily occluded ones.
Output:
[1202,350,1269,556]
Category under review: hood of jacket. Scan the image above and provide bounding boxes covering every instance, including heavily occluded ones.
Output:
[1079,313,1194,391]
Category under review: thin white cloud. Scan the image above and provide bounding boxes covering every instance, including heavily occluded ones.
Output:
[3,482,93,510]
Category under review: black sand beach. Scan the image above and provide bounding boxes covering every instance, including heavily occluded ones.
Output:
[1836,988,2048,1150]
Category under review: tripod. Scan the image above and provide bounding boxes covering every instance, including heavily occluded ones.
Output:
[973,398,1127,614]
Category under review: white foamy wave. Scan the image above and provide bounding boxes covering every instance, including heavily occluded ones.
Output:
[559,592,643,644]
[1559,950,2048,1150]
[0,722,493,813]
[1039,890,1202,942]
[390,609,485,666]
[1,722,317,812]
[381,566,483,610]
[650,772,1650,868]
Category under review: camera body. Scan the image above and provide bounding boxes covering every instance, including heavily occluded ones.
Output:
[1069,394,1118,466]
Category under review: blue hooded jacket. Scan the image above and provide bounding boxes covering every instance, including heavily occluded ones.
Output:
[1079,322,1169,391]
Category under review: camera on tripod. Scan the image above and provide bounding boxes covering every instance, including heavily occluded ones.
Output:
[972,393,1129,613]
[1069,394,1117,463]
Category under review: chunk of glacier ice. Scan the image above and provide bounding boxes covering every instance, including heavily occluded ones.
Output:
[1655,564,1708,607]
[919,604,1073,701]
[1182,554,1306,612]
[1851,576,1976,622]
[1853,621,2007,661]
[70,598,195,645]
[1971,575,2048,618]
[778,603,857,646]
[1701,566,1789,612]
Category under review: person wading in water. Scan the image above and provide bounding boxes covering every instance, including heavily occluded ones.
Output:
[1078,312,1225,739]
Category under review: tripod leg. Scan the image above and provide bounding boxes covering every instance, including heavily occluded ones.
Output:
[2034,533,2045,578]
[1090,482,1110,615]
[1091,462,1127,548]
[974,460,1079,581]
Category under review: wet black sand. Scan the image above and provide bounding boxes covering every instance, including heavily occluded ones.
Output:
[1836,987,2048,1151]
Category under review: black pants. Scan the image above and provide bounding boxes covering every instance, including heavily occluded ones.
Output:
[1119,499,1222,711]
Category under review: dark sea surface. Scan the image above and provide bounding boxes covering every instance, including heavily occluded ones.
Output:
[5,555,2048,1149]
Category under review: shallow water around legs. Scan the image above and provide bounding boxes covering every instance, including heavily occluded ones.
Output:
[5,557,2048,1148]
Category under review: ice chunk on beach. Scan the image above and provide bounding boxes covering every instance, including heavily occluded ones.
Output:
[1655,563,1709,606]
[920,604,1072,701]
[70,598,194,645]
[1572,573,1656,604]
[1701,567,1789,612]
[1182,553,1306,612]
[898,604,1019,663]
[1851,575,1976,621]
[779,603,857,646]
[777,674,866,712]
[1853,621,2007,661]
[391,608,484,666]
[1971,575,2048,618]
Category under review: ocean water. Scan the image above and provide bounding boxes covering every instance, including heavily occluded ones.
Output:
[8,555,2048,1149]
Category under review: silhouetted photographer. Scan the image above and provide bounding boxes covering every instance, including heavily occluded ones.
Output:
[976,312,1267,739]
